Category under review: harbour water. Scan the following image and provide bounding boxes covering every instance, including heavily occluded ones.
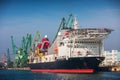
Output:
[0,70,120,80]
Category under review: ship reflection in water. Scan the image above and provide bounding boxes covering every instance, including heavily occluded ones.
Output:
[0,70,120,80]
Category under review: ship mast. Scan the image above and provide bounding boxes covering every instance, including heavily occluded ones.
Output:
[73,16,78,29]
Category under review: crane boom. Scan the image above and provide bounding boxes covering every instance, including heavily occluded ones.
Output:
[11,36,17,54]
[65,14,73,28]
[31,31,40,51]
[52,17,66,43]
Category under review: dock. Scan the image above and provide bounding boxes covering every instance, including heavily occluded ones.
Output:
[99,66,120,72]
[7,67,31,70]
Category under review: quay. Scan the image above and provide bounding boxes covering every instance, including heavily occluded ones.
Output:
[7,67,31,70]
[99,66,120,72]
[111,66,120,72]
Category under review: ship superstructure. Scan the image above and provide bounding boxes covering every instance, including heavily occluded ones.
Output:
[28,14,112,73]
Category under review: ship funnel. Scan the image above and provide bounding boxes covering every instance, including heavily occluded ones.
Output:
[73,16,78,29]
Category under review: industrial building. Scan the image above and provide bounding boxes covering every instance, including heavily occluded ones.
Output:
[102,50,120,66]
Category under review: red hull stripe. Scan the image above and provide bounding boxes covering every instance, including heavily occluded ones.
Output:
[31,69,94,73]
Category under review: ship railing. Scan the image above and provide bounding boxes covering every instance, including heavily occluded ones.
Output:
[70,35,106,40]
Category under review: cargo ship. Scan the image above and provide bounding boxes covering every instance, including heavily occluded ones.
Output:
[28,14,112,73]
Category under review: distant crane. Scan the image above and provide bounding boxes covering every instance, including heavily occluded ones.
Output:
[11,36,18,54]
[7,48,11,63]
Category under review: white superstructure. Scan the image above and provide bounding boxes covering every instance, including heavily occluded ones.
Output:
[52,27,112,59]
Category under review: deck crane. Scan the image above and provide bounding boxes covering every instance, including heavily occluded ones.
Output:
[52,14,74,43]
[52,17,66,43]
[65,14,74,28]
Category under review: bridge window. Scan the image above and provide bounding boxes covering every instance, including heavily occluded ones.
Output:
[60,42,64,46]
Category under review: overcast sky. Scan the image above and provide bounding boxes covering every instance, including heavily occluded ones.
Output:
[0,0,120,60]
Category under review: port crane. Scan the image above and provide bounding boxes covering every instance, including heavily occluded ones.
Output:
[31,31,40,52]
[11,34,32,67]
